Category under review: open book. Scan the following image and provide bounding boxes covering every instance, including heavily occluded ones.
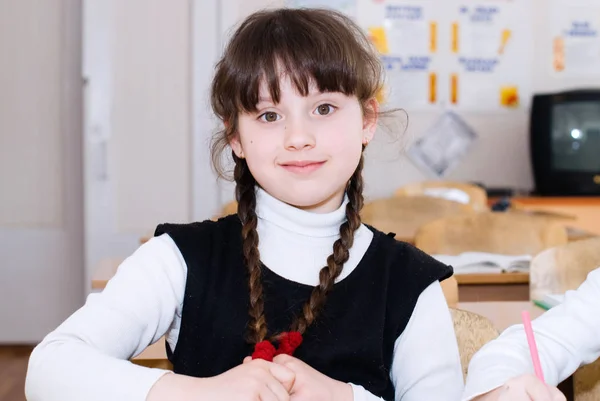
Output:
[431,252,531,274]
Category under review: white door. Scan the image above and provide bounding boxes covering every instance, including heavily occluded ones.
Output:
[83,0,222,287]
[0,0,84,343]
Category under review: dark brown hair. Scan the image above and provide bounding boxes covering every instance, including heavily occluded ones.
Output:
[210,8,384,345]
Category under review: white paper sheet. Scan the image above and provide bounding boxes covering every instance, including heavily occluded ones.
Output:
[550,0,600,76]
[407,111,478,177]
[447,0,533,111]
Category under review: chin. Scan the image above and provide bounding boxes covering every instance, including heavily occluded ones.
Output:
[276,188,345,213]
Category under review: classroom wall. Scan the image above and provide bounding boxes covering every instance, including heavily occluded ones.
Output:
[215,0,600,206]
[0,0,84,342]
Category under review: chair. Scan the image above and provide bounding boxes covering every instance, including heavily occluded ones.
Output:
[530,237,600,301]
[450,308,499,379]
[395,181,488,211]
[441,276,459,308]
[414,212,569,256]
[211,200,238,220]
[220,200,238,216]
[361,196,475,243]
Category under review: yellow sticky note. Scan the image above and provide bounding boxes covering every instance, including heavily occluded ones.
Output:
[500,85,519,107]
[429,72,437,103]
[450,74,459,104]
[430,22,437,53]
[451,22,459,53]
[368,26,389,54]
[553,37,565,72]
[499,29,511,54]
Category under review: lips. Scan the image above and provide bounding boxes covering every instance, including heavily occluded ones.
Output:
[280,160,326,174]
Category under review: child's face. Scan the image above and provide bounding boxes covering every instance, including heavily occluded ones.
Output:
[232,76,377,213]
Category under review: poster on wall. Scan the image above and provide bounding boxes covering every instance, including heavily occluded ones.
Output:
[408,112,478,177]
[550,0,600,76]
[447,0,533,111]
[368,1,441,111]
[285,0,356,18]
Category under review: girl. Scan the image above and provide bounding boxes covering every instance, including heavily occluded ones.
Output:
[463,268,600,401]
[25,8,463,401]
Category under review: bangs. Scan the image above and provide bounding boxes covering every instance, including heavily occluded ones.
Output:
[213,8,382,115]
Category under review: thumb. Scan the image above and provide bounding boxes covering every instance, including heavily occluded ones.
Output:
[268,362,296,393]
[243,356,252,364]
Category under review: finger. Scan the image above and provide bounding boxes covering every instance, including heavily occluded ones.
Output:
[497,385,531,401]
[525,380,558,401]
[258,385,279,401]
[548,386,566,401]
[243,356,252,364]
[268,362,296,393]
[263,376,290,401]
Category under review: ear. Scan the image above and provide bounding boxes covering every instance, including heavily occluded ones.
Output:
[230,135,245,159]
[362,98,379,145]
[225,120,244,158]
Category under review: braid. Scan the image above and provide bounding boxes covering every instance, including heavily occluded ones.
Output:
[234,153,268,344]
[291,154,365,334]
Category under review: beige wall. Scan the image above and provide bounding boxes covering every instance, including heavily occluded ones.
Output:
[0,1,63,227]
[110,0,192,233]
[0,0,84,342]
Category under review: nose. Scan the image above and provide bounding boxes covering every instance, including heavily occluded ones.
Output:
[283,117,315,151]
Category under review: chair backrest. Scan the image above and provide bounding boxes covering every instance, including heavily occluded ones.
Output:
[441,276,459,308]
[575,360,600,401]
[415,212,568,256]
[529,236,600,303]
[221,200,238,216]
[450,308,499,379]
[361,196,475,243]
[395,181,488,211]
[211,200,238,220]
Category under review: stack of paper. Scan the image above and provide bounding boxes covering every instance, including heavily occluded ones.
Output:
[432,252,531,274]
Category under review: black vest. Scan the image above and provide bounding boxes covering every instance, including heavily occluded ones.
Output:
[155,215,452,400]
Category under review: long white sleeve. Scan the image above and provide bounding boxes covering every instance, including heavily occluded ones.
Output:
[462,267,600,401]
[392,281,465,400]
[25,235,186,401]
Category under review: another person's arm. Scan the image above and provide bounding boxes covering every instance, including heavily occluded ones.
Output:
[463,267,600,401]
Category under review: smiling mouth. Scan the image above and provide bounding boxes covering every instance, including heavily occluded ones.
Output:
[280,161,326,174]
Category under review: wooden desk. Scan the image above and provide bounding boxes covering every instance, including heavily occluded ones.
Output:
[458,301,543,331]
[131,302,546,366]
[91,258,122,290]
[456,272,530,302]
[510,197,600,238]
[92,259,530,302]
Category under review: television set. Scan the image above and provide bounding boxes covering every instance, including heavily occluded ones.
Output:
[530,89,600,196]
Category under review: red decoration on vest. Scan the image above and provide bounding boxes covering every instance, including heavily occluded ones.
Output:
[252,331,303,361]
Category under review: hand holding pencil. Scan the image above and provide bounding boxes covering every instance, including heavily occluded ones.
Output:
[470,311,566,401]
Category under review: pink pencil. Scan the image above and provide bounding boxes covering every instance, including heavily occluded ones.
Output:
[522,310,545,382]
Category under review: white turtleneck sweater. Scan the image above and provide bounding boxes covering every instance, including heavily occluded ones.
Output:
[25,188,463,401]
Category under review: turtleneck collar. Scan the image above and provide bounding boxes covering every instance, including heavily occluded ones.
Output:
[254,187,348,238]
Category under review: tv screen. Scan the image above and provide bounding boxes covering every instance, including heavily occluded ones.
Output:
[551,101,600,173]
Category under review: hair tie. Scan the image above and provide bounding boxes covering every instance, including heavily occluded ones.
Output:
[252,340,277,362]
[252,331,303,361]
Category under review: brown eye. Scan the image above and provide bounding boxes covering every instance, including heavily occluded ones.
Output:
[261,112,279,122]
[316,104,334,115]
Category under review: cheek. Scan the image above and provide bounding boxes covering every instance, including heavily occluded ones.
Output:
[322,119,364,155]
